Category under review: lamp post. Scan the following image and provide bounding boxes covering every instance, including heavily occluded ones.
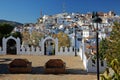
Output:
[96,23,99,80]
[92,12,102,80]
[74,25,77,56]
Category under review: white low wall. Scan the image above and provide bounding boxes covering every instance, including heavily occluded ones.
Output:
[78,45,107,73]
[57,47,76,56]
[0,36,81,56]
[0,47,3,55]
[0,35,107,73]
[0,46,80,56]
[19,46,43,55]
[78,47,88,70]
[87,59,107,73]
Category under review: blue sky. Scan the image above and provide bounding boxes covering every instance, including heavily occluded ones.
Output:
[0,0,120,23]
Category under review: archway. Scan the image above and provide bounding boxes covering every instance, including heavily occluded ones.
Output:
[2,36,21,55]
[7,39,17,55]
[44,39,55,55]
[41,36,58,55]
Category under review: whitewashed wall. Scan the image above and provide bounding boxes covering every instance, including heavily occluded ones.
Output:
[78,46,88,69]
[78,38,107,73]
[0,36,107,73]
[57,47,77,56]
[0,36,79,56]
[19,46,79,56]
[19,46,43,55]
[78,46,107,73]
[0,45,80,56]
[0,47,4,55]
[87,59,107,73]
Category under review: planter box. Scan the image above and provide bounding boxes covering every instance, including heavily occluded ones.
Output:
[8,59,32,73]
[44,59,66,74]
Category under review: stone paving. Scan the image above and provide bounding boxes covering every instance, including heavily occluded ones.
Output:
[0,55,97,80]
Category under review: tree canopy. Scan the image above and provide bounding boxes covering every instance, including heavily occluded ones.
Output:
[0,23,14,46]
[99,22,120,65]
[106,22,120,65]
[100,22,120,79]
[22,30,44,46]
[99,38,108,60]
[0,23,14,35]
[52,32,70,49]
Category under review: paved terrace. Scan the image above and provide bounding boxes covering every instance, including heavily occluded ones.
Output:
[0,55,96,80]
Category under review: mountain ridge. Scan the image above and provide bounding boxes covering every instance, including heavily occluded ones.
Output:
[0,19,23,27]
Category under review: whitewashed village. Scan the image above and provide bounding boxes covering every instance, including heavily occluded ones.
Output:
[0,11,120,79]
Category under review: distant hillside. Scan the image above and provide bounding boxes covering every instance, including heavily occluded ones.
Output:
[0,19,23,27]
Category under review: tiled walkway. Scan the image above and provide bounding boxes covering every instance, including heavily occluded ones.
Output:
[0,55,96,80]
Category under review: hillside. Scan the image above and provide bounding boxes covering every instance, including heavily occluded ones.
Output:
[0,19,23,27]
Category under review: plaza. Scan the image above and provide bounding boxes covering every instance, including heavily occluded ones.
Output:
[0,55,96,80]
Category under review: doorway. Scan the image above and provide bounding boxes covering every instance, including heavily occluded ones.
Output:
[44,39,55,55]
[7,39,17,55]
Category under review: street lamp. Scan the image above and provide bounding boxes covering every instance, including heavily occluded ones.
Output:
[74,25,77,56]
[92,12,102,80]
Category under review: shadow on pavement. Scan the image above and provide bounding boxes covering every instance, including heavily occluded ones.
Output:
[0,64,9,74]
[31,66,45,74]
[0,58,12,63]
[66,68,87,75]
[0,65,88,75]
[0,58,87,75]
